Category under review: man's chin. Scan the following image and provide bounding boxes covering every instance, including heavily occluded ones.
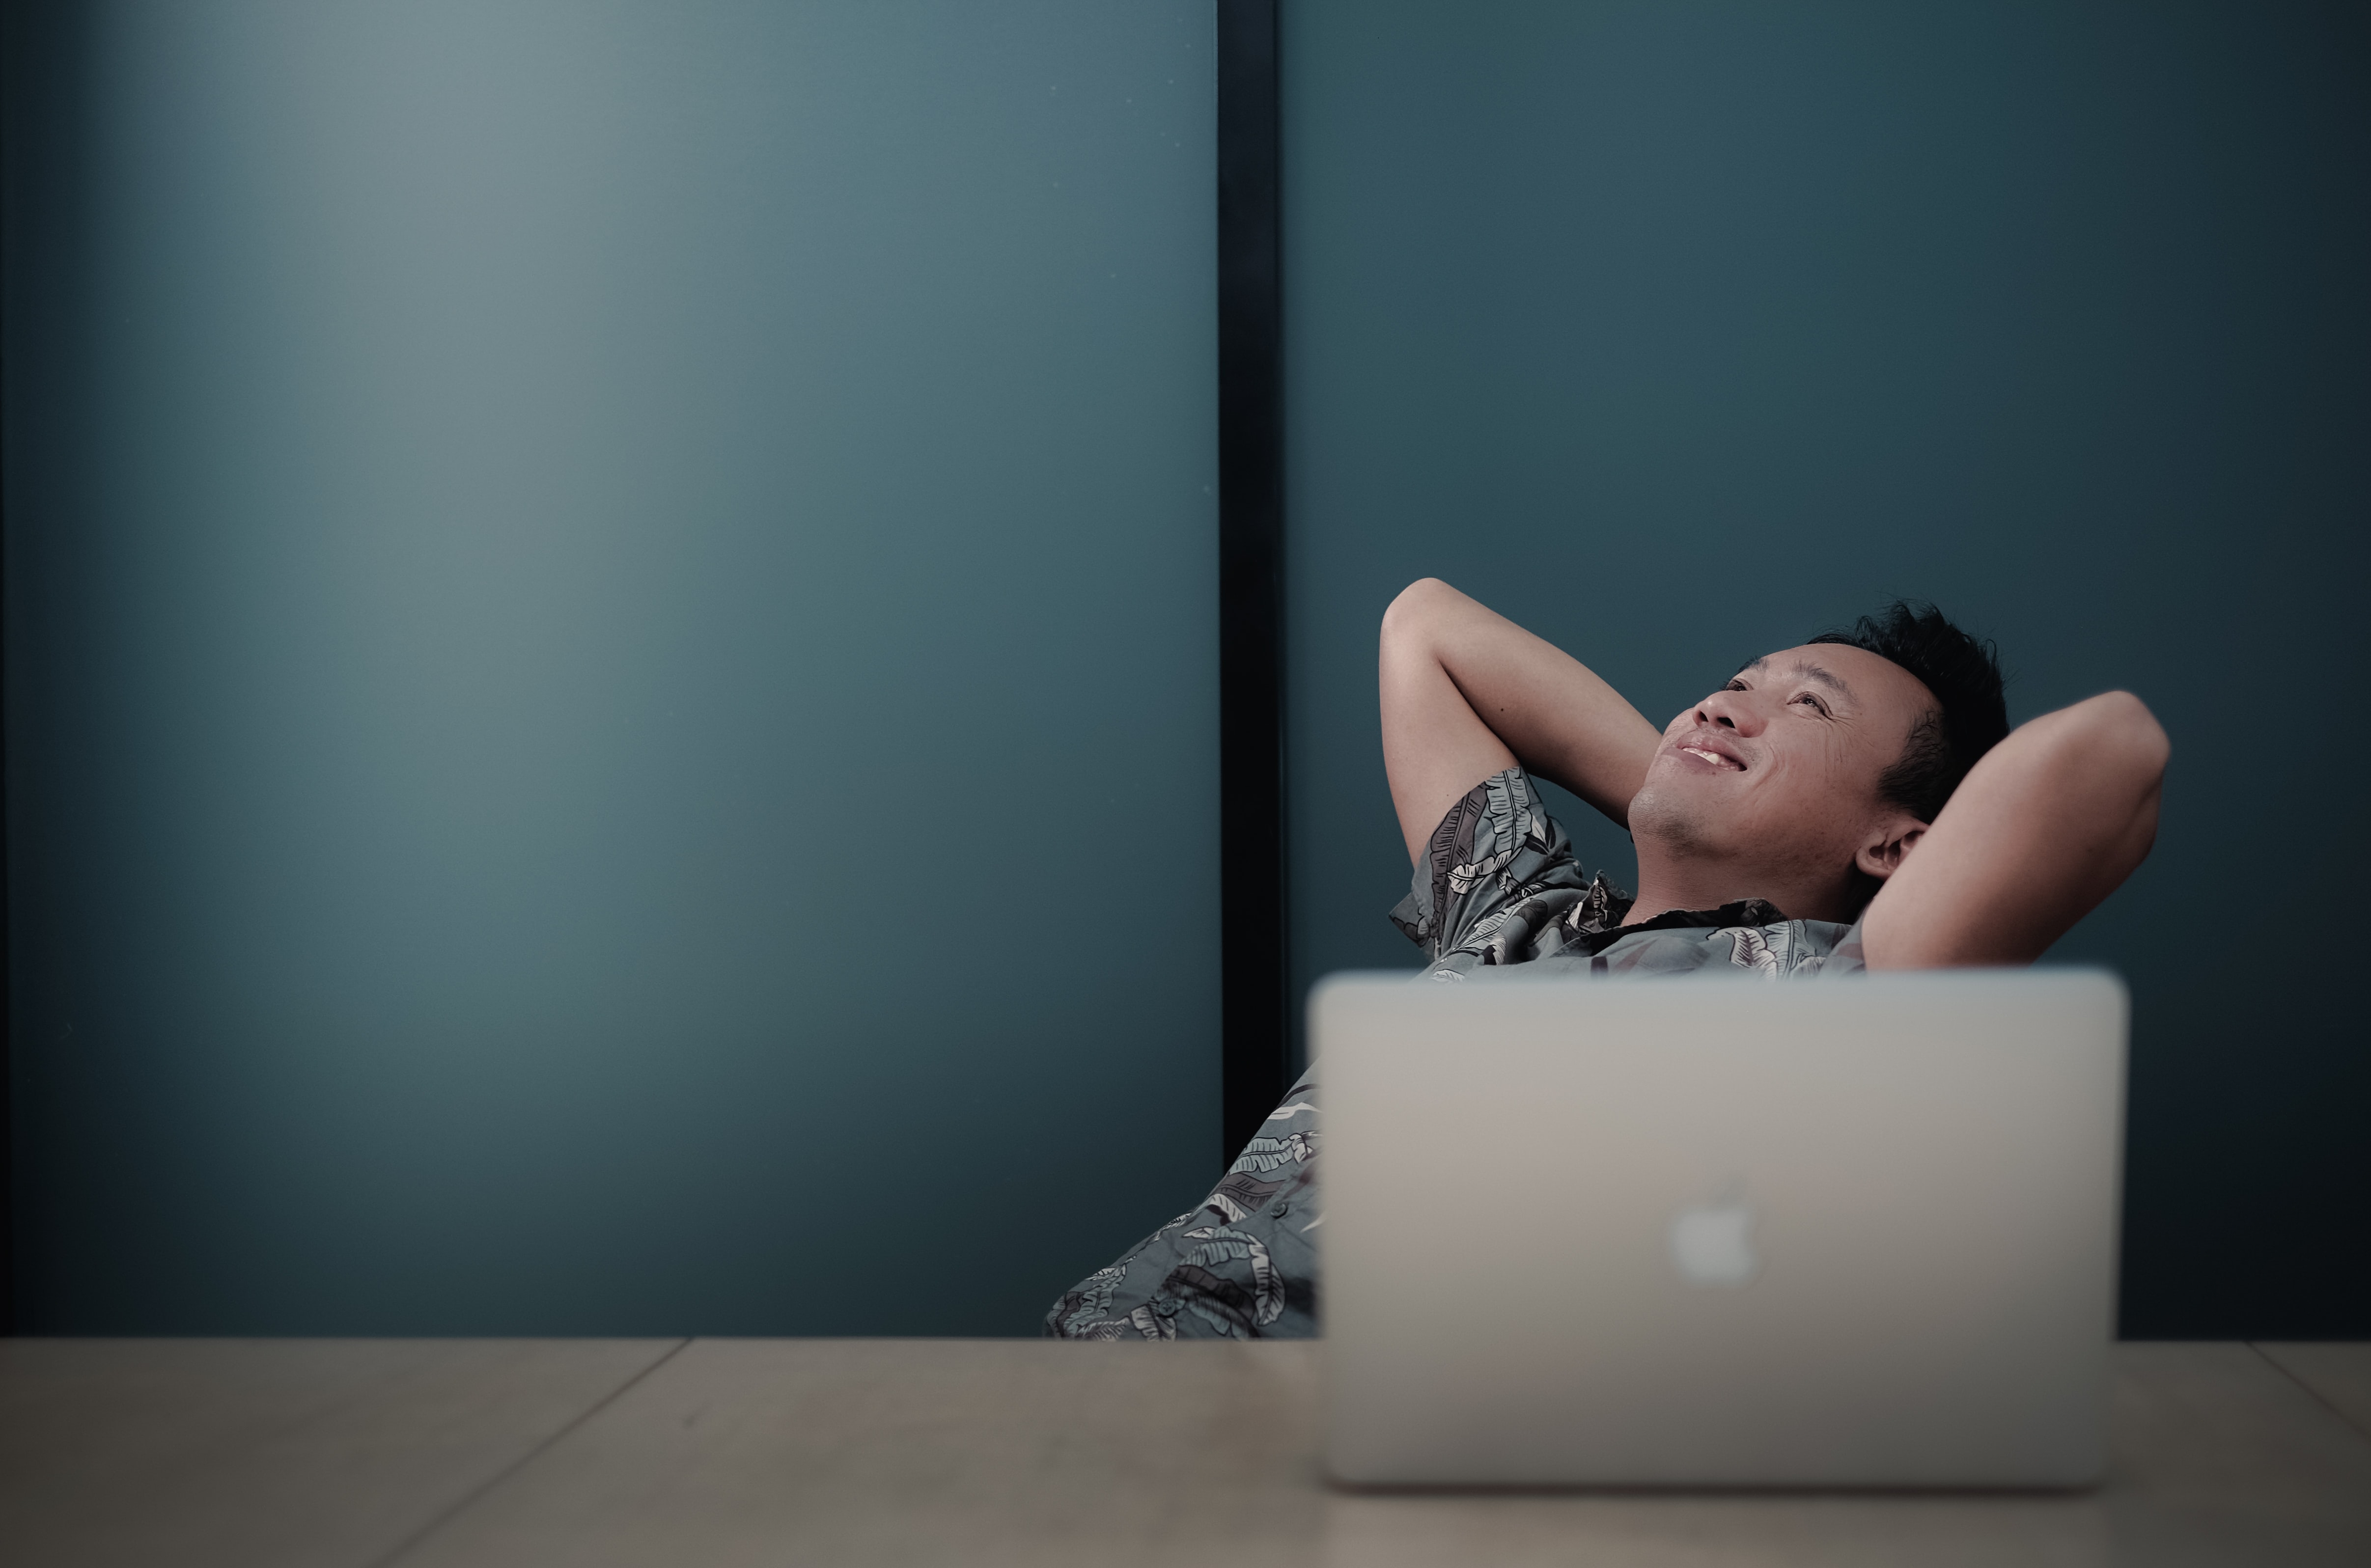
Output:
[1628,783,1725,859]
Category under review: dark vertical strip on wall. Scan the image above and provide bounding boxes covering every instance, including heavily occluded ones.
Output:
[1216,0,1285,1163]
[0,2,15,1337]
[2,1,41,1336]
[0,0,79,1335]
[0,0,88,1333]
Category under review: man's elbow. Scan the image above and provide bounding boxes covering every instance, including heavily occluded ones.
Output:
[1380,577,1458,646]
[2059,690,2169,800]
[2090,690,2169,777]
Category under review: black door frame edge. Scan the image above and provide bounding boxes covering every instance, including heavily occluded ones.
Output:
[1216,0,1285,1166]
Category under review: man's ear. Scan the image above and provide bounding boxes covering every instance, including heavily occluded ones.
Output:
[1855,818,1927,882]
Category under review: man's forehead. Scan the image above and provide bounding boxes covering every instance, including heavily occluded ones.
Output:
[1736,652,1853,695]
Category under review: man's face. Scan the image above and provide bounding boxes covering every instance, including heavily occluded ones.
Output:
[1627,643,1938,885]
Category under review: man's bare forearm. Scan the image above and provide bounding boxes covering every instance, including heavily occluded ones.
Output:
[1862,690,2168,968]
[1380,579,1662,862]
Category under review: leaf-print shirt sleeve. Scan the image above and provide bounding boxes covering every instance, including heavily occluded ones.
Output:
[1387,768,1627,968]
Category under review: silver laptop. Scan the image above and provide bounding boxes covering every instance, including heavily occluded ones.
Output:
[1314,968,2126,1488]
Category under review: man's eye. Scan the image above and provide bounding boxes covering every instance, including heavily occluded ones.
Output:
[1726,681,1747,693]
[1795,693,1826,713]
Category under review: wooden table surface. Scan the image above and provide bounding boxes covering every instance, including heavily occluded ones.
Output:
[3,1338,2366,1567]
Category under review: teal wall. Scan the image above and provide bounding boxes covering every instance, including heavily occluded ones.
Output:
[6,0,1218,1333]
[1281,0,2369,1335]
[11,0,2365,1341]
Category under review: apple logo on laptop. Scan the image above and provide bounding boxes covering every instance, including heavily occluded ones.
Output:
[1669,1191,1762,1288]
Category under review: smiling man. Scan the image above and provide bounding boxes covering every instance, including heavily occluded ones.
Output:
[1046,579,2168,1340]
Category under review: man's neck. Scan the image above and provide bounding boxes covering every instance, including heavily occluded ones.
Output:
[1624,847,1853,927]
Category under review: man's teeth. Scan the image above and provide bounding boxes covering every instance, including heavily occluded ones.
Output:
[1682,746,1739,769]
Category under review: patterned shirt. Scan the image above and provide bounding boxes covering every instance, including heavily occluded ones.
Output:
[1043,768,1868,1341]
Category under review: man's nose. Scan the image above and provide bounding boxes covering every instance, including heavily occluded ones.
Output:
[1697,689,1762,734]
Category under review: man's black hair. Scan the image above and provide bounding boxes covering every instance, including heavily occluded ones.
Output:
[1810,602,2008,824]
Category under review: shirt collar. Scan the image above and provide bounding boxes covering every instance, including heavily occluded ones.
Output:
[1563,873,1787,957]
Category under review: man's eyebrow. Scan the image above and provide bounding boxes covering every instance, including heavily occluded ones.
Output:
[1791,662,1854,700]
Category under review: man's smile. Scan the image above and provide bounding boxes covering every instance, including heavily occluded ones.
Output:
[1674,734,1748,771]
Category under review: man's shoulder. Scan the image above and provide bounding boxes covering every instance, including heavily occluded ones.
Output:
[1390,767,1594,957]
[1599,914,1863,978]
[1420,911,1864,983]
